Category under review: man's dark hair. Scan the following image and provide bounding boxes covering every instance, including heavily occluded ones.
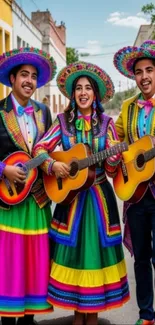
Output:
[133,57,155,74]
[9,64,23,85]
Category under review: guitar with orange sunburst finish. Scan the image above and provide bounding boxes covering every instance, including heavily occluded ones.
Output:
[113,135,155,203]
[43,141,128,205]
[0,151,47,205]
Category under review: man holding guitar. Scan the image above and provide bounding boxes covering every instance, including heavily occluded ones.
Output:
[0,48,57,324]
[114,40,155,325]
[33,61,130,325]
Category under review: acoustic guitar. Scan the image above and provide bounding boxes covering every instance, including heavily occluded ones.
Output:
[43,141,128,204]
[113,135,155,203]
[0,151,47,205]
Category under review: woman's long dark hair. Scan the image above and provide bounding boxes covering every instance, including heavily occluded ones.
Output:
[64,75,103,132]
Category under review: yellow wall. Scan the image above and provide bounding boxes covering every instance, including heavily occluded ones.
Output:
[0,0,12,98]
[0,0,13,26]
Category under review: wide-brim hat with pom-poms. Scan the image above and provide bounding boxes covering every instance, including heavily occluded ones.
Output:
[56,61,115,104]
[0,47,57,88]
[113,40,155,80]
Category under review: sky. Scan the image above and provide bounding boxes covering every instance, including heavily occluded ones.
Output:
[15,0,152,92]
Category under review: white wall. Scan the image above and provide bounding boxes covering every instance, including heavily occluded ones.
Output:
[12,2,42,49]
[12,3,43,101]
[12,2,67,115]
[48,40,66,104]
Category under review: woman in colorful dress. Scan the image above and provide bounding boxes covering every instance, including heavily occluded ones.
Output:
[33,61,130,325]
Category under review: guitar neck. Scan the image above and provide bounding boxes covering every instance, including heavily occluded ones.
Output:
[25,153,48,170]
[78,142,127,170]
[144,147,155,162]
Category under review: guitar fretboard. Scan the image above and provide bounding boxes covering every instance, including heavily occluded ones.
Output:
[24,153,48,170]
[144,147,155,162]
[78,142,128,170]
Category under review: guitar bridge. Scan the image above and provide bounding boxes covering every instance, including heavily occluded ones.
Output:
[14,182,25,194]
[57,177,62,190]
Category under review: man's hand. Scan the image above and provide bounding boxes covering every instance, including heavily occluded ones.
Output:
[3,165,26,183]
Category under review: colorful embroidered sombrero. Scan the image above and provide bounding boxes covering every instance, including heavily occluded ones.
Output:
[57,61,114,103]
[0,47,57,88]
[114,40,155,80]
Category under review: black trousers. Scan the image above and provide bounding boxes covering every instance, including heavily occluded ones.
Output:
[127,189,155,321]
[1,317,16,325]
[17,315,34,325]
[1,315,34,325]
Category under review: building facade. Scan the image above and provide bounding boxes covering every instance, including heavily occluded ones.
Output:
[12,1,43,102]
[0,0,67,118]
[134,24,155,46]
[0,0,13,98]
[31,10,67,120]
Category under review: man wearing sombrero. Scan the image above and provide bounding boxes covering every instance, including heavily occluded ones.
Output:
[33,61,130,325]
[0,47,57,324]
[114,40,155,325]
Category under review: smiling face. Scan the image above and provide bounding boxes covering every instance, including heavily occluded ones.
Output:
[10,64,37,106]
[74,76,95,115]
[134,58,155,100]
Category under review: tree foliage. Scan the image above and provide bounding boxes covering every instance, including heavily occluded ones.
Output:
[66,47,79,65]
[104,87,137,113]
[141,3,155,39]
[141,3,155,24]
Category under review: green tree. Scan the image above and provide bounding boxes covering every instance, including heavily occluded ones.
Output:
[66,47,79,65]
[141,3,155,38]
[142,3,155,24]
[104,87,137,113]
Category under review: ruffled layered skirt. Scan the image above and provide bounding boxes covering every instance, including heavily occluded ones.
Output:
[0,196,52,317]
[47,181,130,313]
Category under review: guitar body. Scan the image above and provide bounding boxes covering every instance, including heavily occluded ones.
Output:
[0,151,38,205]
[43,143,95,204]
[113,135,155,203]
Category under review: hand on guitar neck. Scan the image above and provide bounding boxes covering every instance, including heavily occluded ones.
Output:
[106,139,121,164]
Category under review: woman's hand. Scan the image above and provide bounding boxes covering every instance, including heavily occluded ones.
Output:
[106,138,121,164]
[108,153,121,163]
[52,161,70,178]
[3,165,27,183]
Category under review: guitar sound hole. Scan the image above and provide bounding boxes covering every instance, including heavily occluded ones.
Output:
[137,154,145,168]
[15,182,25,194]
[70,161,79,177]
